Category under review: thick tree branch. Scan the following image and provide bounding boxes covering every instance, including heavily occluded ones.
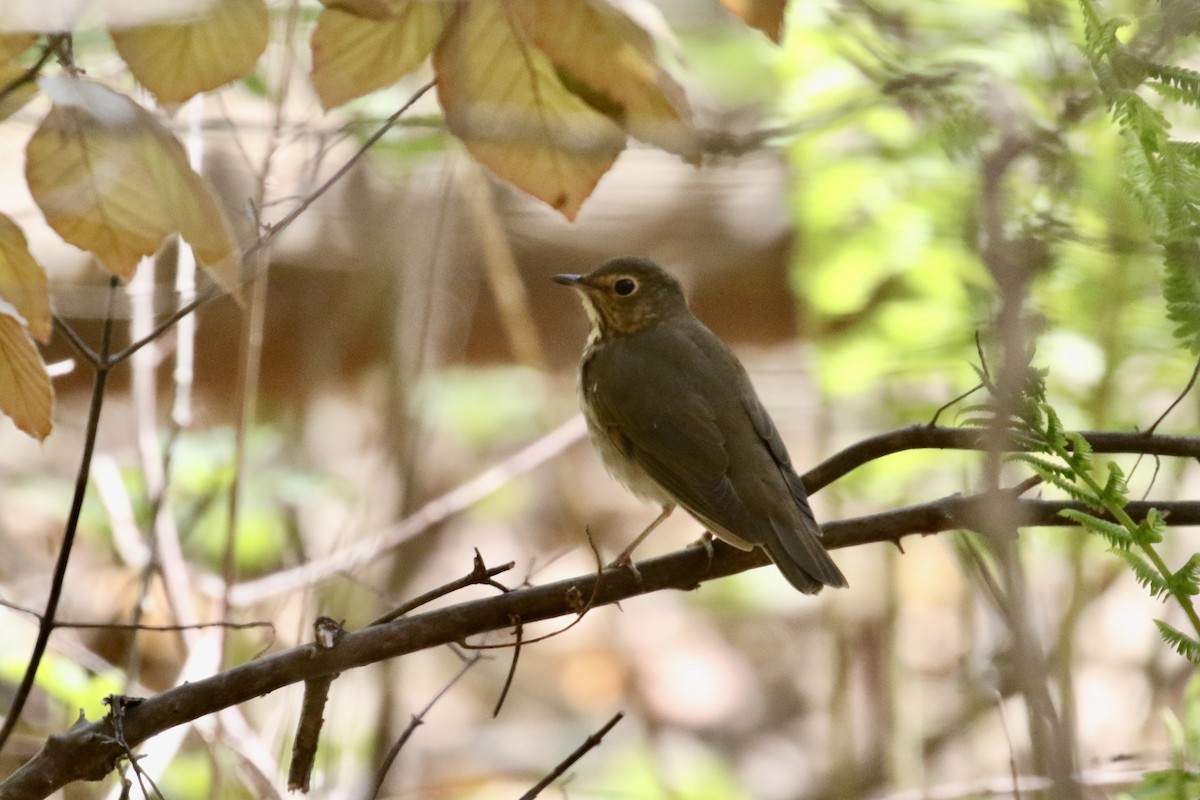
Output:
[3,494,1199,799]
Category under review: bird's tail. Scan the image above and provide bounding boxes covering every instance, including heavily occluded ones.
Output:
[765,514,848,595]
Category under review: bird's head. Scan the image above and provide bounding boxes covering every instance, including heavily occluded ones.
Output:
[553,256,690,337]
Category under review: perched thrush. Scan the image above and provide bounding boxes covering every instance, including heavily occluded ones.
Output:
[554,256,847,594]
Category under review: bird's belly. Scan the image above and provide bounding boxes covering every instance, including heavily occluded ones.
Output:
[584,417,675,506]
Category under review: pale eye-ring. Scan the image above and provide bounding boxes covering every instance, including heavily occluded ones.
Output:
[614,278,637,296]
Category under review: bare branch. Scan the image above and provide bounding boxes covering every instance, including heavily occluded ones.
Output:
[803,425,1200,493]
[4,493,1200,799]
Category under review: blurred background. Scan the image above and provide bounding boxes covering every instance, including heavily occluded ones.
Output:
[2,0,1200,797]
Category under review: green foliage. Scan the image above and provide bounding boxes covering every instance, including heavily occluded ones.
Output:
[1079,0,1200,354]
[1122,768,1200,800]
[0,652,122,724]
[1112,548,1168,597]
[1126,674,1200,797]
[970,363,1200,662]
[171,428,339,574]
[413,367,546,447]
[1156,620,1200,663]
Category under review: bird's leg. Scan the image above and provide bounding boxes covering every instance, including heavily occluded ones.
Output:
[609,503,675,569]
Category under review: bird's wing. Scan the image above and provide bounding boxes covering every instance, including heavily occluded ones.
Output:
[583,336,756,542]
[740,379,848,588]
[738,382,819,529]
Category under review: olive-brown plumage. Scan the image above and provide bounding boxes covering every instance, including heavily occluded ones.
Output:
[554,256,847,594]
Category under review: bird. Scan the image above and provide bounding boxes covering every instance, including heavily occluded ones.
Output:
[553,256,847,594]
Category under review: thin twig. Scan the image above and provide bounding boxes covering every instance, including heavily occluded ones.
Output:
[1147,352,1200,435]
[0,278,119,753]
[928,382,984,427]
[460,524,607,652]
[993,690,1023,800]
[518,712,625,799]
[52,315,99,366]
[368,551,516,627]
[0,35,56,105]
[366,655,482,800]
[492,615,523,717]
[107,696,166,800]
[0,600,273,634]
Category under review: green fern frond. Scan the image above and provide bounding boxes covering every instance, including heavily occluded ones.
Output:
[1171,140,1200,165]
[1130,521,1164,548]
[1113,549,1170,597]
[1008,456,1101,503]
[1111,90,1171,150]
[1064,431,1094,462]
[1145,63,1200,106]
[1060,509,1133,548]
[1169,554,1200,598]
[1155,620,1200,664]
[1006,452,1072,476]
[1163,240,1200,354]
[1099,462,1130,508]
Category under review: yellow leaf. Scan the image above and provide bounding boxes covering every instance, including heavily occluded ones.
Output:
[720,0,787,43]
[434,0,625,220]
[0,304,53,441]
[311,2,452,110]
[0,214,51,343]
[0,32,37,61]
[110,0,268,104]
[26,77,242,298]
[0,33,40,122]
[508,0,699,163]
[0,64,38,122]
[318,0,396,20]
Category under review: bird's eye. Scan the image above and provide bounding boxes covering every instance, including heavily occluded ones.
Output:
[614,278,637,296]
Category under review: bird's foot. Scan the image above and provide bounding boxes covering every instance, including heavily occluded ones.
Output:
[690,532,716,567]
[606,553,644,586]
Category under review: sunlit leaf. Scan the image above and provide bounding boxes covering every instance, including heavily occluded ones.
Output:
[26,76,241,297]
[0,64,38,122]
[0,214,50,343]
[0,302,52,441]
[720,0,787,43]
[507,0,699,163]
[0,33,40,122]
[0,32,37,61]
[434,0,625,219]
[110,0,269,104]
[318,0,395,20]
[310,1,452,110]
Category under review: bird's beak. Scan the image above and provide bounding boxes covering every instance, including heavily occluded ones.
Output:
[552,273,584,287]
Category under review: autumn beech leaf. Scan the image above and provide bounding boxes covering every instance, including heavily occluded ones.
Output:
[0,63,38,122]
[720,0,787,43]
[319,0,394,19]
[0,33,39,122]
[25,77,241,299]
[311,0,453,110]
[0,301,52,441]
[0,32,36,61]
[0,214,51,344]
[507,0,700,164]
[110,0,268,105]
[434,0,625,220]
